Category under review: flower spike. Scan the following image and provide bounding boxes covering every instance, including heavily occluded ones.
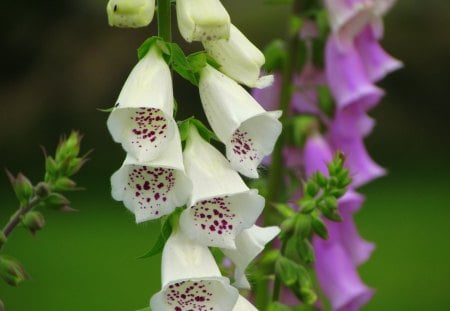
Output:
[111,129,191,223]
[150,230,239,310]
[199,65,282,178]
[202,24,272,88]
[176,0,230,42]
[179,126,265,249]
[107,46,176,162]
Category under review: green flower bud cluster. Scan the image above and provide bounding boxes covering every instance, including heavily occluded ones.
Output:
[0,256,28,287]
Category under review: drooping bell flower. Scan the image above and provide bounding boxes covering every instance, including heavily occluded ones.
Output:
[176,0,230,42]
[107,46,176,162]
[110,129,191,223]
[106,0,155,28]
[222,225,280,288]
[179,126,265,249]
[313,235,374,311]
[325,34,384,111]
[202,24,273,88]
[150,229,239,310]
[199,65,282,178]
[324,0,375,48]
[354,25,403,82]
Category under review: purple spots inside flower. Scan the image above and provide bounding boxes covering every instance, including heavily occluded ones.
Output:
[192,197,237,242]
[165,280,216,310]
[230,129,260,172]
[125,165,176,217]
[129,108,168,151]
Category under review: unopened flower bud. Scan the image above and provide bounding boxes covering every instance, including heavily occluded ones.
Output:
[176,0,230,42]
[0,255,28,287]
[22,211,46,236]
[56,131,82,162]
[35,182,50,199]
[52,177,77,192]
[43,193,70,211]
[311,215,328,239]
[107,0,155,28]
[7,171,33,205]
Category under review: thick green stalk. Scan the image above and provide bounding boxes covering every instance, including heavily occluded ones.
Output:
[157,0,172,42]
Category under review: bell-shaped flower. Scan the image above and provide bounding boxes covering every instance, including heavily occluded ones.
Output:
[222,225,280,289]
[179,126,265,249]
[313,234,374,311]
[107,46,176,162]
[324,0,375,48]
[202,24,272,88]
[233,295,258,311]
[176,0,230,42]
[150,229,239,310]
[355,26,402,82]
[199,65,282,178]
[111,129,191,223]
[106,0,155,28]
[325,34,384,111]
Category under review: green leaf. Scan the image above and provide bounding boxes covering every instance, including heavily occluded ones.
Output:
[178,117,219,144]
[166,43,199,85]
[138,218,172,259]
[275,256,300,287]
[96,106,115,113]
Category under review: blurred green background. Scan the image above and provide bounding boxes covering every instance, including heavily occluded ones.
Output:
[1,0,449,310]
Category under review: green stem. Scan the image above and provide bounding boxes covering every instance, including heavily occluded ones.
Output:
[272,240,288,302]
[157,0,172,42]
[0,196,40,252]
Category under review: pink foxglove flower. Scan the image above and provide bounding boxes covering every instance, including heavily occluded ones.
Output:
[107,47,176,162]
[199,65,282,178]
[222,225,280,288]
[150,230,239,310]
[179,127,265,249]
[354,25,403,82]
[176,0,230,42]
[202,24,273,88]
[325,34,384,111]
[106,0,155,28]
[110,129,191,223]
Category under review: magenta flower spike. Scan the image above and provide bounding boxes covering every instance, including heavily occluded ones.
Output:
[325,34,384,111]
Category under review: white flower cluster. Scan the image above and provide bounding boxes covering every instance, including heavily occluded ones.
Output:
[106,1,282,309]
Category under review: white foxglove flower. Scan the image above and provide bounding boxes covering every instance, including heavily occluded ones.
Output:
[233,295,258,311]
[179,127,265,249]
[222,225,280,289]
[111,129,191,223]
[107,47,176,162]
[106,0,155,28]
[202,24,273,88]
[150,230,239,310]
[176,0,230,42]
[199,65,282,178]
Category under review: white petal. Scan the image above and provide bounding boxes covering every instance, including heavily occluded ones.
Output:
[106,0,155,28]
[199,65,282,178]
[180,189,265,249]
[150,230,239,310]
[222,225,280,289]
[203,24,266,87]
[232,295,258,311]
[110,130,191,223]
[176,0,230,42]
[254,74,275,89]
[107,47,175,162]
[183,126,249,206]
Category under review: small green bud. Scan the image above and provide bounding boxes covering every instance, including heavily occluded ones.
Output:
[45,156,58,180]
[329,176,339,187]
[305,180,319,197]
[280,217,296,240]
[259,249,280,267]
[43,193,70,211]
[323,195,338,210]
[52,177,77,192]
[55,132,81,162]
[0,255,28,287]
[320,204,342,222]
[22,211,46,236]
[299,287,317,306]
[296,238,315,264]
[35,182,50,199]
[299,197,316,214]
[7,172,33,205]
[311,216,328,240]
[329,188,346,198]
[294,214,311,240]
[313,171,328,188]
[275,256,299,287]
